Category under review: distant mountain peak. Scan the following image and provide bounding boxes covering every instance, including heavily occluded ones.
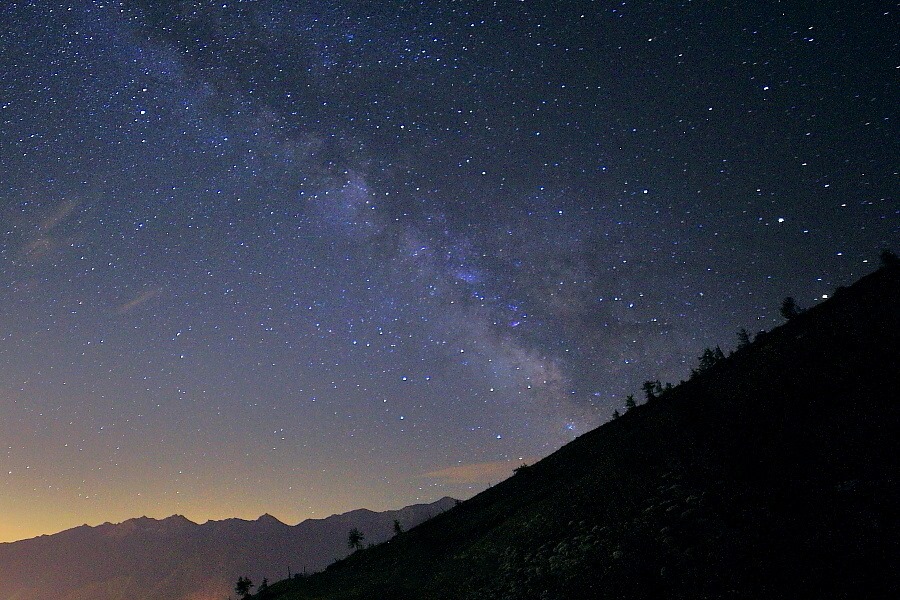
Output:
[163,514,194,525]
[257,513,285,525]
[89,514,198,539]
[117,514,195,527]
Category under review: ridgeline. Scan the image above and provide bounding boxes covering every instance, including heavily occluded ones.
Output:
[253,261,899,599]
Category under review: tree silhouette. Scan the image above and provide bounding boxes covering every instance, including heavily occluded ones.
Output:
[780,296,801,320]
[612,409,621,419]
[348,527,365,551]
[642,380,663,402]
[257,578,269,598]
[696,346,726,373]
[393,519,403,535]
[737,327,751,349]
[625,394,637,411]
[234,576,253,598]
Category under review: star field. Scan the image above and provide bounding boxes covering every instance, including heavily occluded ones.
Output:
[1,0,896,542]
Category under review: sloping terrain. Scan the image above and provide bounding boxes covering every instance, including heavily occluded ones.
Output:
[0,497,455,600]
[260,263,900,600]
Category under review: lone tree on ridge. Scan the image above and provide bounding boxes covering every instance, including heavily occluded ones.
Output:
[348,527,365,551]
[234,576,253,598]
[780,296,801,320]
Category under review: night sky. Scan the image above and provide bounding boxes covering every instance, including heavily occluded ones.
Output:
[1,0,896,543]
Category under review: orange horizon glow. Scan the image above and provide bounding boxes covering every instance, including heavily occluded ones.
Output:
[0,457,523,543]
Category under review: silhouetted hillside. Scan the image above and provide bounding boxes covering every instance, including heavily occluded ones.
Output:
[0,498,455,600]
[258,263,900,599]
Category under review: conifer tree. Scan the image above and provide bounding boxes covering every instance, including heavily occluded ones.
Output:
[780,297,801,320]
[625,394,637,411]
[642,380,663,401]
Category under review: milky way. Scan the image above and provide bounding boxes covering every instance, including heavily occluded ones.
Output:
[1,0,896,541]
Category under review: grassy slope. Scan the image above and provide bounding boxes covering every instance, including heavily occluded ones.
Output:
[259,264,900,600]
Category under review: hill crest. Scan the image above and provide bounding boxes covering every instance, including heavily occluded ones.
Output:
[257,263,900,600]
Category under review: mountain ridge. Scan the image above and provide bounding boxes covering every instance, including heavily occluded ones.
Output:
[3,498,456,545]
[0,497,456,600]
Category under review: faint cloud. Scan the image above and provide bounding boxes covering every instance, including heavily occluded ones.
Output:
[13,198,82,267]
[423,460,522,485]
[18,236,56,264]
[116,288,163,314]
[40,198,80,233]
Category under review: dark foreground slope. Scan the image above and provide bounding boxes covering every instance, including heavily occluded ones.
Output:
[261,265,900,600]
